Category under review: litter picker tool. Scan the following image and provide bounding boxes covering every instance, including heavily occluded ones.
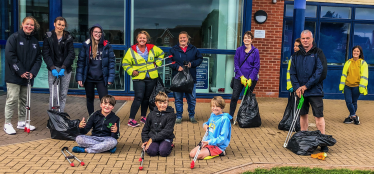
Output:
[139,146,145,170]
[137,61,176,73]
[24,74,31,133]
[283,94,304,148]
[51,77,61,111]
[190,127,209,169]
[61,147,85,167]
[233,84,249,125]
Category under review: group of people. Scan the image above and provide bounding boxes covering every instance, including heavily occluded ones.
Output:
[3,16,369,157]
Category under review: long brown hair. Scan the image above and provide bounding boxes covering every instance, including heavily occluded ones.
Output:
[91,28,101,59]
[20,16,40,31]
[352,45,364,59]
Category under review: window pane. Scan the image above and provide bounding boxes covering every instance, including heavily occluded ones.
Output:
[19,0,49,41]
[354,24,374,64]
[319,22,350,63]
[321,6,351,19]
[0,0,13,40]
[285,5,317,18]
[62,0,125,44]
[33,48,126,90]
[356,8,374,20]
[282,21,316,63]
[132,0,243,49]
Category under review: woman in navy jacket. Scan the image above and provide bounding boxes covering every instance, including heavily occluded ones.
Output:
[167,31,203,124]
[76,24,116,116]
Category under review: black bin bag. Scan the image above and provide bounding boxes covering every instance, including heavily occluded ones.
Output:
[237,90,262,128]
[47,110,80,140]
[170,67,194,94]
[149,77,171,111]
[286,130,337,155]
[278,92,300,131]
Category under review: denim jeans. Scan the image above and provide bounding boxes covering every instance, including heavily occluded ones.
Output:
[173,84,196,119]
[344,85,360,116]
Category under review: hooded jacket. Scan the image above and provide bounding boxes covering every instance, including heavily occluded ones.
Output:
[141,106,176,143]
[5,30,42,86]
[76,24,116,85]
[167,44,203,83]
[79,110,120,139]
[290,43,326,97]
[203,113,232,151]
[42,30,75,73]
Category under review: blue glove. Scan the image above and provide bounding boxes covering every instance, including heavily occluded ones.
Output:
[288,88,293,93]
[52,69,59,77]
[58,69,65,77]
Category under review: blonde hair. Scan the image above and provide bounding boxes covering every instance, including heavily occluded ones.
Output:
[179,31,191,43]
[210,96,226,109]
[20,16,40,31]
[136,30,151,43]
[155,92,168,102]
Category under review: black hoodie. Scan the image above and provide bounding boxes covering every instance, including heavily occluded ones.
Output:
[5,30,42,86]
[79,110,120,139]
[42,30,75,73]
[141,106,176,143]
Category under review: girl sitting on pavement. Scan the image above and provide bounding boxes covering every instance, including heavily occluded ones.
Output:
[190,96,232,160]
[141,92,176,157]
[73,95,119,153]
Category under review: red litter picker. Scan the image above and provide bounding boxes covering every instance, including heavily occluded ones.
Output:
[61,147,85,167]
[191,127,209,169]
[24,75,32,133]
[139,146,145,170]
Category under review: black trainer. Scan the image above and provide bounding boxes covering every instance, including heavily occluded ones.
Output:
[320,146,329,152]
[343,117,353,124]
[353,116,360,125]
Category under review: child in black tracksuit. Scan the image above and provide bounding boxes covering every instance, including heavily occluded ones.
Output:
[141,92,176,157]
[73,95,120,154]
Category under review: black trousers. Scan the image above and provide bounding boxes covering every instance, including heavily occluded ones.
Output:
[85,81,108,116]
[229,78,257,117]
[130,78,157,119]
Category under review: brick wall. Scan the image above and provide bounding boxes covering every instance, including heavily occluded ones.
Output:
[251,0,284,98]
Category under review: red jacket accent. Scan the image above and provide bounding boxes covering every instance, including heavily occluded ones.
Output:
[131,43,154,53]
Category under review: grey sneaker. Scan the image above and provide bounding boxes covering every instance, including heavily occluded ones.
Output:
[176,118,182,124]
[190,117,197,123]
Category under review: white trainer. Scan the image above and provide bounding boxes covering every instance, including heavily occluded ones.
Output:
[4,123,16,135]
[17,122,36,131]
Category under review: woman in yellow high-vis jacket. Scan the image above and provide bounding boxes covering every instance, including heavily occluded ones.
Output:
[340,46,368,125]
[122,30,164,127]
[286,38,301,92]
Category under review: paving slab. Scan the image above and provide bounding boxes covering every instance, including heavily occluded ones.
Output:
[1,96,374,173]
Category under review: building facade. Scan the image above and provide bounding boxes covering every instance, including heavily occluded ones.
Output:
[1,0,373,100]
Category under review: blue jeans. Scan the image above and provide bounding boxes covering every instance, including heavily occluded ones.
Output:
[173,84,196,119]
[344,85,360,116]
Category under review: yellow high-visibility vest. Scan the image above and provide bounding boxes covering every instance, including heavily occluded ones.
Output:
[339,59,369,95]
[286,57,292,90]
[122,44,164,80]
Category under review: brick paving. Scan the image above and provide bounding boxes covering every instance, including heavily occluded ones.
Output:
[1,94,374,173]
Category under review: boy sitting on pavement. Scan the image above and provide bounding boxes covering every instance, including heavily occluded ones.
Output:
[189,96,232,160]
[141,92,176,157]
[73,95,120,153]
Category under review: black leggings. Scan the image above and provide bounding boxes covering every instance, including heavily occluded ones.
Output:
[85,81,108,116]
[229,78,257,117]
[129,79,156,119]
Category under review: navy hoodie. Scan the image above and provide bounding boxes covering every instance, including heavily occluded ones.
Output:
[167,44,203,83]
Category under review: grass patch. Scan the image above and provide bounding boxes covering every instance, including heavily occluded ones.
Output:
[243,167,374,174]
